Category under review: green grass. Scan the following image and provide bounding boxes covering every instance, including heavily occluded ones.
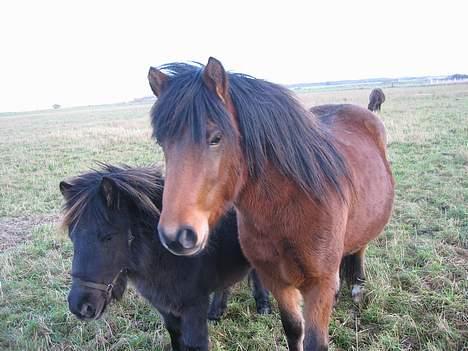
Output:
[1,84,467,350]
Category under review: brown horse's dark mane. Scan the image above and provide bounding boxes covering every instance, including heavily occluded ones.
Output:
[61,163,163,229]
[151,62,353,202]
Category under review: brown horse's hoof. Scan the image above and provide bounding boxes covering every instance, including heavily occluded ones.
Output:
[351,284,365,303]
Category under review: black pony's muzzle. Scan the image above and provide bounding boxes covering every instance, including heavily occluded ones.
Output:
[68,268,127,321]
[67,288,106,321]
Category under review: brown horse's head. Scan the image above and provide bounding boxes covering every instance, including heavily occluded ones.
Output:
[149,58,352,256]
[149,58,243,256]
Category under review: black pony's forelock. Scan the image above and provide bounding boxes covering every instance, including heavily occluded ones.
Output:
[150,62,353,202]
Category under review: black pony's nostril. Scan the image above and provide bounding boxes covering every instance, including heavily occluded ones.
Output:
[80,302,96,319]
[177,227,197,249]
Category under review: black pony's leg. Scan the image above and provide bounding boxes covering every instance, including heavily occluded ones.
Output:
[180,301,210,351]
[208,288,230,321]
[249,270,272,314]
[160,311,182,351]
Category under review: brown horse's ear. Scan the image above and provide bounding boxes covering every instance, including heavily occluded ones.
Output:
[59,181,72,197]
[100,177,118,208]
[203,57,228,103]
[148,67,168,97]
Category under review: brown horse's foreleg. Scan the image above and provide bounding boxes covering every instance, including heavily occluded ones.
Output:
[247,257,304,350]
[301,274,339,350]
[274,285,304,351]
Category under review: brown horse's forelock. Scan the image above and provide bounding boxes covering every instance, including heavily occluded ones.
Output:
[150,62,353,204]
[60,164,163,230]
[150,63,237,147]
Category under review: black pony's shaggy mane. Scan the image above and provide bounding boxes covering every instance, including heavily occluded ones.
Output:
[151,62,352,202]
[61,163,164,228]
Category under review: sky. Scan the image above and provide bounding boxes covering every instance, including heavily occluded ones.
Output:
[0,0,467,112]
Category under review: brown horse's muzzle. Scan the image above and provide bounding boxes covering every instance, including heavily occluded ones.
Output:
[157,224,205,256]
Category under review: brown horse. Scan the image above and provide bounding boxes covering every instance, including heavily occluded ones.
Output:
[368,88,386,112]
[148,58,395,350]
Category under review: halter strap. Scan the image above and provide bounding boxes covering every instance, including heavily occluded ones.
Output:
[72,268,127,300]
[70,230,133,300]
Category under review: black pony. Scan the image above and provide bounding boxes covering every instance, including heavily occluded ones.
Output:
[60,164,270,351]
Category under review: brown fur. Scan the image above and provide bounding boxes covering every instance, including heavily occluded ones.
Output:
[235,105,394,347]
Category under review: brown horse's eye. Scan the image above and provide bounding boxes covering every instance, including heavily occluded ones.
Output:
[209,132,222,147]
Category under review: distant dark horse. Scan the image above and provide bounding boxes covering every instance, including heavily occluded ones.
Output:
[368,88,386,112]
[60,164,270,351]
[148,58,395,350]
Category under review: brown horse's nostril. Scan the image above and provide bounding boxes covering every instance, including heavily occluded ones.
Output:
[177,227,197,249]
[158,225,199,255]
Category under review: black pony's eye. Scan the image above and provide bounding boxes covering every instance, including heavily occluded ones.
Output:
[100,234,113,242]
[209,131,222,147]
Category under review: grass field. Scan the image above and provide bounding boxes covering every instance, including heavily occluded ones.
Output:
[0,83,467,350]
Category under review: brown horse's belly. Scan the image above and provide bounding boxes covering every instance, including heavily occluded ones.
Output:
[330,107,395,254]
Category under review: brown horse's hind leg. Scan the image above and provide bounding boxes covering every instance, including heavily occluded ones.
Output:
[341,246,367,303]
[302,274,339,350]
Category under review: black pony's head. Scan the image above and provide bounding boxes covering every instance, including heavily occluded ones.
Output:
[60,164,163,320]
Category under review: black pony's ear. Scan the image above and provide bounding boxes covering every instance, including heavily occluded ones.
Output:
[148,67,169,97]
[59,181,73,197]
[100,177,118,208]
[203,57,228,103]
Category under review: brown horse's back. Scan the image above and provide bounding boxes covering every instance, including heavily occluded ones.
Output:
[312,104,395,254]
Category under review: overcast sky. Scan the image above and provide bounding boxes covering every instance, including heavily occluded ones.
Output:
[0,0,466,112]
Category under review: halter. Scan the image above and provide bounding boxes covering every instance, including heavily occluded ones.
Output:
[72,268,127,301]
[70,230,135,301]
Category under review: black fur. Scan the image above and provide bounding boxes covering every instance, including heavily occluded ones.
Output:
[62,164,270,351]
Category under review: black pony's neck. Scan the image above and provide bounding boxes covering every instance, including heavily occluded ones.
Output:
[126,201,166,268]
